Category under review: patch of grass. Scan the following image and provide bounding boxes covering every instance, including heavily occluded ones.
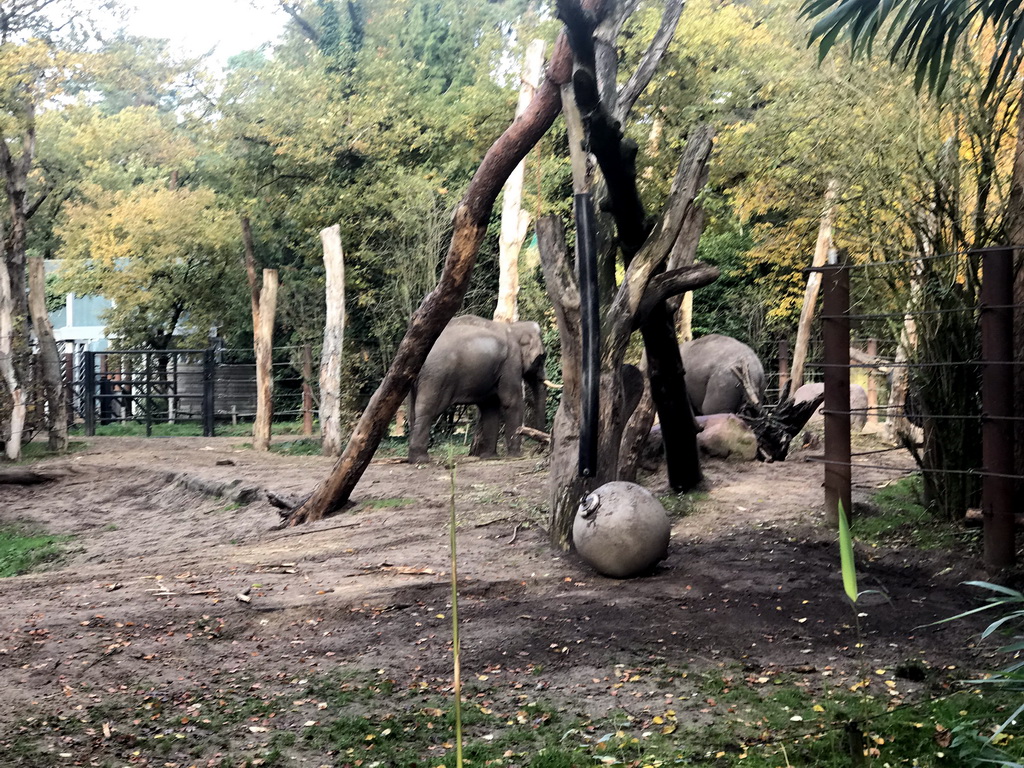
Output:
[659,490,708,517]
[858,474,972,550]
[72,419,311,439]
[268,437,322,456]
[10,664,1024,768]
[376,435,472,460]
[361,497,416,509]
[0,524,70,577]
[17,440,88,464]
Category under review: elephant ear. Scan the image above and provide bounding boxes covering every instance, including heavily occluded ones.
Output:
[515,322,544,373]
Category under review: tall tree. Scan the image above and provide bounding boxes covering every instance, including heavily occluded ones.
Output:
[283,1,587,526]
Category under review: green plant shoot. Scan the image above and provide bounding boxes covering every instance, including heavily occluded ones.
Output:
[838,500,859,604]
[448,453,464,768]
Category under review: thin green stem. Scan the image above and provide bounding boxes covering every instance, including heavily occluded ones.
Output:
[449,451,463,768]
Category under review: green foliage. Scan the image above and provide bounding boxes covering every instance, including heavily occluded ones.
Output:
[858,475,970,549]
[837,501,859,604]
[0,525,68,577]
[56,184,245,349]
[802,0,1024,100]
[893,252,983,520]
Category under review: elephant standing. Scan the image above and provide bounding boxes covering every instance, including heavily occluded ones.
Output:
[408,315,546,463]
[680,334,765,415]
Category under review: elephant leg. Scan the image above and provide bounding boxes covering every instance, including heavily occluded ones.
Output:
[701,369,743,415]
[501,395,525,456]
[408,394,434,464]
[471,399,501,458]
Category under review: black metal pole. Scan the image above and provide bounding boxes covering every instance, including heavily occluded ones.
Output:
[83,350,96,437]
[822,249,851,528]
[981,247,1015,570]
[203,348,216,438]
[575,192,600,478]
[145,352,152,438]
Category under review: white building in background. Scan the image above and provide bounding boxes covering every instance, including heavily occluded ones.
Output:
[44,260,111,352]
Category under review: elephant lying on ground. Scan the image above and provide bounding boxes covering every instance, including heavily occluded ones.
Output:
[680,334,765,415]
[793,382,869,432]
[408,315,546,464]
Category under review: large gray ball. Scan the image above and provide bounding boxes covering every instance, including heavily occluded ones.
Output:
[573,481,671,578]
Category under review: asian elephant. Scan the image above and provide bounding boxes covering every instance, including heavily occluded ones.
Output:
[408,315,546,463]
[680,334,765,415]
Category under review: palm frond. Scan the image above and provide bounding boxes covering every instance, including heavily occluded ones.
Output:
[801,0,1024,99]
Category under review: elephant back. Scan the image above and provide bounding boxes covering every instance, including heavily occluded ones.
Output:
[680,334,765,414]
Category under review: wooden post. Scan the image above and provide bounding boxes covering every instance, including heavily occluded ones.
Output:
[253,268,278,451]
[494,39,546,323]
[241,216,278,451]
[865,338,878,425]
[319,224,346,456]
[27,257,67,451]
[981,248,1015,570]
[778,338,790,400]
[790,180,839,390]
[301,344,314,437]
[822,249,851,528]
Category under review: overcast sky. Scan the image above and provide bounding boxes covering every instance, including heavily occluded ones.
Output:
[124,0,287,67]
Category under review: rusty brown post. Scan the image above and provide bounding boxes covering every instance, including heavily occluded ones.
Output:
[301,344,314,437]
[866,338,878,425]
[981,247,1015,570]
[822,248,851,528]
[778,338,790,400]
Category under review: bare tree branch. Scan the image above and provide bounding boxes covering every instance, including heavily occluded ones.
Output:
[614,0,686,124]
[279,1,320,44]
[634,263,719,327]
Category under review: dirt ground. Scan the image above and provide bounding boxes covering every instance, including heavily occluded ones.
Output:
[0,435,998,765]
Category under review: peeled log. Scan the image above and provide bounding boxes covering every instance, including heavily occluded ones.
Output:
[573,481,670,578]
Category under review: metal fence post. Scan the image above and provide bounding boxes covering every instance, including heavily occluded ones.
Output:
[83,350,96,436]
[203,348,216,438]
[144,352,153,437]
[981,247,1015,570]
[822,248,851,528]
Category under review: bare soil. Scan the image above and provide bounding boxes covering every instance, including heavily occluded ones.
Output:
[0,436,996,765]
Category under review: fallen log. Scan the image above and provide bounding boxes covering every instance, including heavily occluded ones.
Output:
[516,426,552,444]
[0,469,56,485]
[964,509,1024,527]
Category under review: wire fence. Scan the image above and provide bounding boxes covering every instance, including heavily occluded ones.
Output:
[800,246,1023,569]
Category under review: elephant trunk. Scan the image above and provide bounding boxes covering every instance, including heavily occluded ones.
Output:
[525,366,547,431]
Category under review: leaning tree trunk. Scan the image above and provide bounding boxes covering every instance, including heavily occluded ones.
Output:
[319,224,346,456]
[28,257,67,452]
[788,179,839,395]
[283,8,587,526]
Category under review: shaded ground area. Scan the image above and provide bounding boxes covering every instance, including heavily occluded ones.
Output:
[0,436,1000,766]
